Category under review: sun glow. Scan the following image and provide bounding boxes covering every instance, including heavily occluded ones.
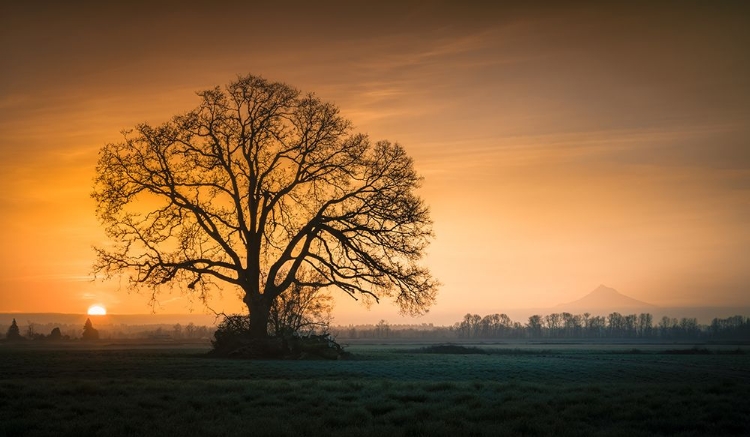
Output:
[87,305,107,315]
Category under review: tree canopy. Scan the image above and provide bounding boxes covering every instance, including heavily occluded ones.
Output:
[82,318,99,341]
[93,74,437,337]
[6,318,21,341]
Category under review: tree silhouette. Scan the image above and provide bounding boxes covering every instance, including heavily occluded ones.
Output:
[375,319,391,338]
[6,318,21,341]
[93,74,438,338]
[527,315,543,338]
[82,318,99,340]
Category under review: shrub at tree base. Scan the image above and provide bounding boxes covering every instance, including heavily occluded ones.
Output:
[209,314,347,360]
[289,334,348,360]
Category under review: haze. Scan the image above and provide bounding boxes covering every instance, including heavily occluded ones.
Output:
[1,1,748,324]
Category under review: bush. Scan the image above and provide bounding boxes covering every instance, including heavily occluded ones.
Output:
[210,314,253,355]
[209,314,347,360]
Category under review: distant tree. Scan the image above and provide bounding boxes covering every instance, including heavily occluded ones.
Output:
[458,314,471,338]
[92,74,438,340]
[375,320,391,338]
[499,314,513,336]
[561,312,579,337]
[637,313,653,338]
[680,317,699,338]
[669,317,680,337]
[545,313,562,338]
[49,327,62,340]
[185,323,196,339]
[624,314,637,337]
[581,312,591,334]
[482,313,509,338]
[658,316,671,338]
[457,314,482,338]
[589,316,606,337]
[82,318,100,340]
[468,314,482,338]
[608,312,624,337]
[527,315,543,338]
[6,318,22,341]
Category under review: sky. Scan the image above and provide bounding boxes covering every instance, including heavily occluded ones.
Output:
[1,1,749,325]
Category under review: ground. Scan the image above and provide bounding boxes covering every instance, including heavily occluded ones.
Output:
[0,341,748,436]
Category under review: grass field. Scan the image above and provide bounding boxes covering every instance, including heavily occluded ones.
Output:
[1,342,748,436]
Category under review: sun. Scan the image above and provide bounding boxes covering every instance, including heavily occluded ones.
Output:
[87,305,107,316]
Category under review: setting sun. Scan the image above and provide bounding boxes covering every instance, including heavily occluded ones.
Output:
[87,305,107,316]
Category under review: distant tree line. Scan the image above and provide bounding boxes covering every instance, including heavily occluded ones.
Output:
[2,318,72,341]
[332,321,455,340]
[456,312,750,340]
[136,323,213,341]
[5,313,749,342]
[333,313,750,341]
[1,319,214,341]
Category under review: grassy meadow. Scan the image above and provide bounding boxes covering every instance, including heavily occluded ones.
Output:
[1,342,748,436]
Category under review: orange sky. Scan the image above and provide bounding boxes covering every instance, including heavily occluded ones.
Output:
[1,1,749,324]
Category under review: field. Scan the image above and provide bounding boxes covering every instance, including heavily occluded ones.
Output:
[1,341,748,436]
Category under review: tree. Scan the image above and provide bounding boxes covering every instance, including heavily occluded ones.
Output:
[26,323,41,340]
[480,314,501,337]
[82,318,99,340]
[659,316,671,338]
[581,312,591,337]
[608,312,624,337]
[561,312,576,337]
[375,320,391,338]
[624,314,637,338]
[93,74,438,339]
[589,316,606,337]
[544,313,561,338]
[527,315,543,338]
[637,313,653,338]
[6,318,21,341]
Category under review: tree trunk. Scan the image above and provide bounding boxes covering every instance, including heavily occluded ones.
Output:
[245,293,271,339]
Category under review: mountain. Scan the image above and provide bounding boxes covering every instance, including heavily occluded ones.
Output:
[553,285,657,315]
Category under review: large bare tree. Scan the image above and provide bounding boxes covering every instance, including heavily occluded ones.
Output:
[93,74,437,338]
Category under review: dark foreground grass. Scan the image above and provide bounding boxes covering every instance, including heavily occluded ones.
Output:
[1,344,748,436]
